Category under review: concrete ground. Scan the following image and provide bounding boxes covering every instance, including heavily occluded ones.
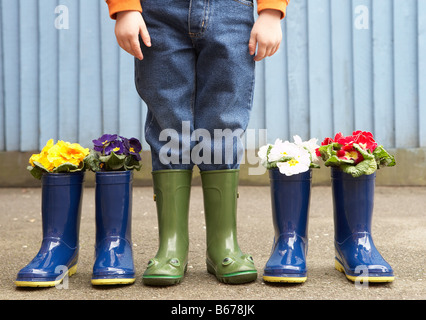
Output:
[0,185,425,302]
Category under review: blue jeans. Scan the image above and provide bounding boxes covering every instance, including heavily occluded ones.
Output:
[135,0,256,171]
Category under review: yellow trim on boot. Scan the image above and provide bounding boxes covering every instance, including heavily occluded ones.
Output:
[335,259,394,283]
[15,264,78,288]
[263,275,307,283]
[91,278,135,286]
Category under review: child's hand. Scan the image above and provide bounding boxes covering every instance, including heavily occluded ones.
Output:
[115,11,151,60]
[249,9,282,61]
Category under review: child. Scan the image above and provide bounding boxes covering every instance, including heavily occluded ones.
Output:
[105,0,289,286]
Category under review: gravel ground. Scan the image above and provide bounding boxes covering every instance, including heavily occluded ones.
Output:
[1,185,425,303]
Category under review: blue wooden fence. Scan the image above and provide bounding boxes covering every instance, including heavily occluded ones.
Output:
[0,0,425,152]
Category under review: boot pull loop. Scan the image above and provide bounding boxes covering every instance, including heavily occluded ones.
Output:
[153,194,156,201]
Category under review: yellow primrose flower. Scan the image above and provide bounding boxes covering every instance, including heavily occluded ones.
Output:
[29,139,89,172]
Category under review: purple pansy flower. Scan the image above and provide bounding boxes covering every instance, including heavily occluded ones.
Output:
[105,140,125,155]
[122,137,142,161]
[92,134,118,154]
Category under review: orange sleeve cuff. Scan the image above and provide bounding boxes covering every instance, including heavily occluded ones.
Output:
[257,0,289,19]
[105,0,142,19]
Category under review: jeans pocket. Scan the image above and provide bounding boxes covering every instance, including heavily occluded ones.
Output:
[233,0,254,8]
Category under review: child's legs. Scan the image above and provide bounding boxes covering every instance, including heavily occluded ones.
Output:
[135,0,255,171]
[192,0,256,171]
[135,2,196,171]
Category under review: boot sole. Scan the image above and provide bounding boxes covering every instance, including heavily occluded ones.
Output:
[207,261,257,284]
[142,275,184,286]
[335,259,395,283]
[91,278,135,286]
[15,264,78,288]
[142,263,187,286]
[263,275,307,283]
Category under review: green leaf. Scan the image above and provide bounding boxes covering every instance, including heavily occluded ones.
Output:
[84,150,102,172]
[99,152,127,171]
[27,164,47,180]
[53,162,81,173]
[265,156,293,170]
[373,145,396,168]
[352,143,375,160]
[317,143,340,162]
[324,155,354,167]
[341,158,377,177]
[124,156,142,171]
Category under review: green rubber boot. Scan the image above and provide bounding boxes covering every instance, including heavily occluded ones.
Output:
[142,170,192,286]
[201,169,257,284]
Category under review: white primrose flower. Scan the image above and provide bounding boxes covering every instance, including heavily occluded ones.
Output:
[276,146,311,176]
[268,139,300,162]
[258,143,271,167]
[293,135,320,163]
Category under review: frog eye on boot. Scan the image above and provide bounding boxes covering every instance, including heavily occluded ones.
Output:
[222,257,233,266]
[147,259,156,268]
[169,258,181,267]
[246,255,254,263]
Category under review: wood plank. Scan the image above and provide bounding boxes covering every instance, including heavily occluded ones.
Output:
[372,0,395,147]
[79,0,102,147]
[0,0,4,150]
[58,0,79,143]
[264,19,289,143]
[100,2,119,135]
[331,0,354,136]
[118,50,141,140]
[308,0,333,140]
[352,0,374,132]
[38,0,59,147]
[419,0,426,147]
[249,60,265,132]
[19,0,39,151]
[286,0,310,140]
[1,0,20,151]
[393,0,418,148]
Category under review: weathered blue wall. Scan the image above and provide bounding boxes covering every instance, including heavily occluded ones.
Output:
[0,0,425,152]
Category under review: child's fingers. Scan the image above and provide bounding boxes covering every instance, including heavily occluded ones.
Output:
[118,37,143,61]
[248,33,257,56]
[139,20,151,47]
[130,38,144,60]
[272,43,280,56]
[254,43,267,61]
[266,43,277,57]
[255,40,281,61]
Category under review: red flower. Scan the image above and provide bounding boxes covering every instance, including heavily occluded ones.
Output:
[352,130,377,152]
[337,150,346,158]
[318,131,376,164]
[333,132,344,142]
[336,135,355,150]
[315,148,321,157]
[320,137,334,146]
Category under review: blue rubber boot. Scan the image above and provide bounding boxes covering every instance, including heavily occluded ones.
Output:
[91,171,135,285]
[263,169,312,283]
[15,172,84,287]
[332,168,394,283]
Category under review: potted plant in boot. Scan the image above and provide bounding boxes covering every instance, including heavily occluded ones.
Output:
[258,135,320,283]
[316,130,396,283]
[85,134,142,285]
[15,139,89,287]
